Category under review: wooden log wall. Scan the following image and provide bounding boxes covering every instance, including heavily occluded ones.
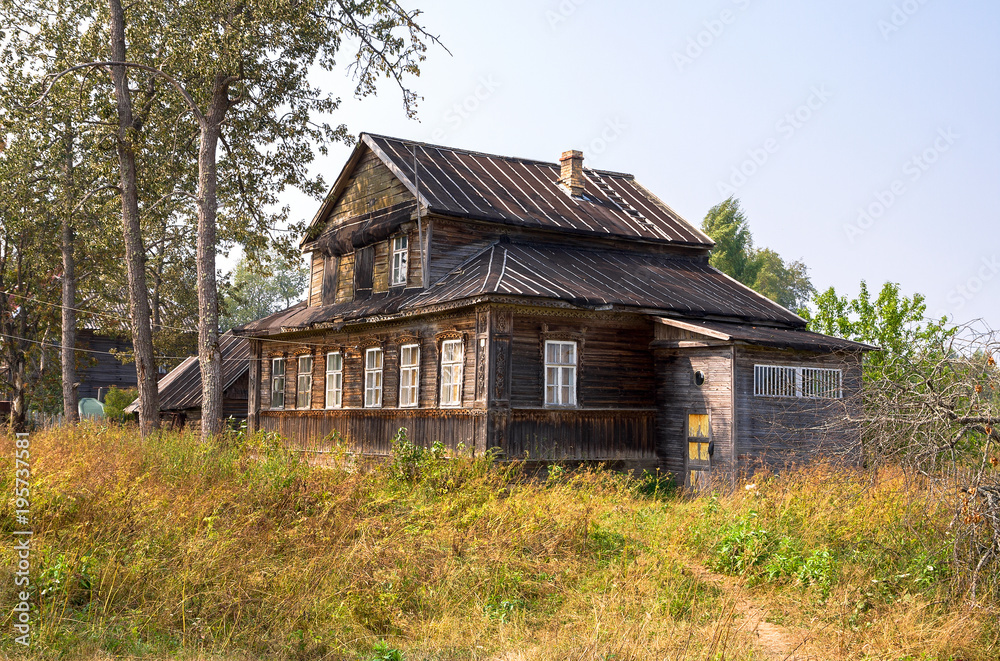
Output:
[508,311,656,408]
[733,346,863,469]
[256,309,482,452]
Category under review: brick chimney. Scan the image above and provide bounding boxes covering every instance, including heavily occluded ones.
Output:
[559,150,585,197]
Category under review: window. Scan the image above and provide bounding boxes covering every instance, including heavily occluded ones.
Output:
[544,341,577,406]
[325,352,343,409]
[391,235,408,286]
[364,348,383,408]
[399,344,420,408]
[754,365,842,399]
[296,355,313,409]
[270,358,286,409]
[439,339,463,406]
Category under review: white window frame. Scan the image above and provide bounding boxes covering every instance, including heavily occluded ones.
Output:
[325,352,343,409]
[754,364,842,399]
[364,347,384,408]
[296,355,313,409]
[544,340,578,407]
[270,357,286,410]
[391,235,408,286]
[398,343,420,408]
[439,339,464,407]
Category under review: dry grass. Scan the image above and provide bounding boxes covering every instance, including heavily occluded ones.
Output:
[0,425,997,660]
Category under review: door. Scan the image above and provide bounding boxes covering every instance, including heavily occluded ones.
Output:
[687,412,712,489]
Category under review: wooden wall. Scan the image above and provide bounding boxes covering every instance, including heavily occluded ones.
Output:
[76,331,139,401]
[507,312,656,408]
[733,346,863,469]
[260,408,484,455]
[653,346,734,479]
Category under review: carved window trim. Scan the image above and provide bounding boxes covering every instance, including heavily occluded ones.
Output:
[398,343,420,408]
[325,351,344,409]
[439,338,464,408]
[270,357,286,410]
[296,355,313,409]
[364,347,384,408]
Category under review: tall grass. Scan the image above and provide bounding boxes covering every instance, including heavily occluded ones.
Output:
[0,425,996,660]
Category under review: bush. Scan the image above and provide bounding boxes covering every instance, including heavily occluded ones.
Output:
[102,386,138,423]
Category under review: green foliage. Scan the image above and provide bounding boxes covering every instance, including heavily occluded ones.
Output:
[702,197,815,310]
[102,386,138,423]
[221,247,309,330]
[368,641,404,661]
[801,280,954,368]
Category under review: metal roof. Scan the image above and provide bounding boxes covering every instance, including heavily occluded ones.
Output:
[305,133,715,248]
[653,317,877,352]
[237,241,807,334]
[125,332,250,413]
[409,242,805,325]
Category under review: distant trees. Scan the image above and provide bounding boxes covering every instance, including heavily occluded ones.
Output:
[221,250,309,331]
[0,0,443,435]
[701,198,814,311]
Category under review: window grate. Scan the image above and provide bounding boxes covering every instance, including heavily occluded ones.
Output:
[754,364,842,399]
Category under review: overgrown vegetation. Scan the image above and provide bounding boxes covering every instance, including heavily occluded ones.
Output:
[1,425,998,660]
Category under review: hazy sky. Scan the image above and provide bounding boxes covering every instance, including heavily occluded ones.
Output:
[279,0,1000,328]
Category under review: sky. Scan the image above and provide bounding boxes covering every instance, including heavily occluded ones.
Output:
[274,0,1000,328]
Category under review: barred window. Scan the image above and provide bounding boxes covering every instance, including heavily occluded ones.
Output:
[271,358,286,409]
[364,348,383,408]
[754,364,842,399]
[325,352,343,409]
[296,355,313,409]
[399,344,420,408]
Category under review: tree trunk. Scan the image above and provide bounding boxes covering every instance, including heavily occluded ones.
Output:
[61,125,79,423]
[108,0,159,435]
[197,119,223,439]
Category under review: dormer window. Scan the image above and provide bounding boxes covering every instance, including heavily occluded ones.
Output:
[391,235,408,286]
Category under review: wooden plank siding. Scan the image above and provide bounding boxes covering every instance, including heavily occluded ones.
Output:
[653,346,735,480]
[308,252,324,307]
[733,346,863,469]
[503,409,656,461]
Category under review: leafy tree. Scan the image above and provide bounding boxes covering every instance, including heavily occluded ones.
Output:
[221,249,308,330]
[701,197,815,311]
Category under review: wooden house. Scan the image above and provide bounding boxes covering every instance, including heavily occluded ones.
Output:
[126,331,250,430]
[235,134,873,485]
[76,329,140,401]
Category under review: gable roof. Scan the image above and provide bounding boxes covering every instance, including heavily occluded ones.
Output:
[124,332,250,413]
[304,133,714,248]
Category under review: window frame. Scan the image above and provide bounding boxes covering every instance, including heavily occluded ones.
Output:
[325,351,343,409]
[544,340,578,407]
[364,347,384,408]
[439,339,464,407]
[270,357,286,410]
[296,355,313,409]
[391,234,408,286]
[753,364,843,400]
[398,343,420,408]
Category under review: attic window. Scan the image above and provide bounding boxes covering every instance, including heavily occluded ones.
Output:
[754,365,842,399]
[391,235,408,286]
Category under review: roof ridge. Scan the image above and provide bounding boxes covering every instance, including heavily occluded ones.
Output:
[363,132,636,179]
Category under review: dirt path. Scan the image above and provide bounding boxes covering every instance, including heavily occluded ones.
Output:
[681,559,824,661]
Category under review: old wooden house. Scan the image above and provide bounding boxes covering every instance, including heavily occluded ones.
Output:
[235,134,872,485]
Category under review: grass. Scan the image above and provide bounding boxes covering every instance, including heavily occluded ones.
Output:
[0,424,997,660]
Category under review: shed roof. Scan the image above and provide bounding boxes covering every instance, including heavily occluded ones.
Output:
[652,317,877,352]
[305,133,714,248]
[125,332,250,413]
